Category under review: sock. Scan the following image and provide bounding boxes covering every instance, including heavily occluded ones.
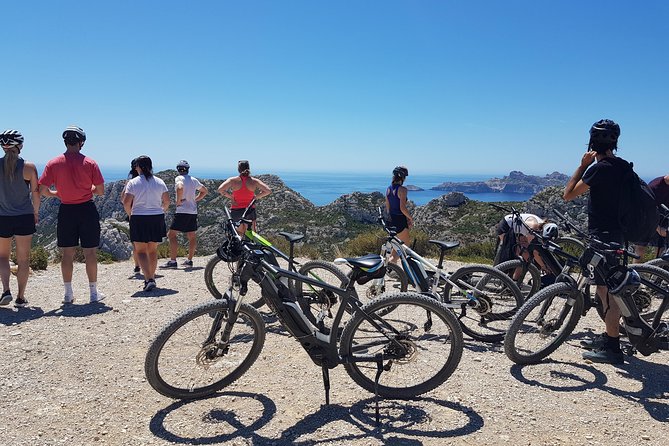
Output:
[64,282,73,297]
[89,282,98,297]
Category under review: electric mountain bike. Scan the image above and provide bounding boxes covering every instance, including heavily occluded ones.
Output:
[204,198,347,309]
[372,208,524,342]
[145,207,464,412]
[504,210,669,364]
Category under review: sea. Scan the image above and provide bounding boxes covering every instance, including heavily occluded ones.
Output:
[100,168,533,206]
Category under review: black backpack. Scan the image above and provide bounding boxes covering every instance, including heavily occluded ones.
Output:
[618,161,660,243]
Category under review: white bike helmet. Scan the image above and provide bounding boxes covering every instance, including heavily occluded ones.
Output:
[542,223,559,240]
[0,129,24,147]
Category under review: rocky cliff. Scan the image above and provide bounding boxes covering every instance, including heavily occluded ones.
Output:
[432,171,570,194]
[34,172,588,259]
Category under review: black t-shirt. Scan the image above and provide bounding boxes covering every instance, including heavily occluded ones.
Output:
[649,176,669,206]
[581,156,629,233]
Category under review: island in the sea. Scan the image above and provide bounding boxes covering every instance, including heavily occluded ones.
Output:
[431,171,569,194]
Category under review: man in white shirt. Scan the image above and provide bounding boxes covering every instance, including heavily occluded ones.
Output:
[164,160,208,268]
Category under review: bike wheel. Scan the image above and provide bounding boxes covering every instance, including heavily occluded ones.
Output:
[443,264,524,343]
[145,300,265,399]
[495,259,541,300]
[354,262,409,318]
[204,255,264,308]
[504,282,583,365]
[616,263,669,327]
[339,291,463,398]
[555,236,585,274]
[296,260,349,325]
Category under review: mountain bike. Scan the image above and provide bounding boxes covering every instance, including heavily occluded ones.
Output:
[145,208,464,418]
[491,203,586,299]
[204,198,347,310]
[372,208,524,342]
[504,210,669,364]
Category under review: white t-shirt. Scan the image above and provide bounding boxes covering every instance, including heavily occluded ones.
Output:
[175,174,203,215]
[504,213,544,236]
[124,175,168,215]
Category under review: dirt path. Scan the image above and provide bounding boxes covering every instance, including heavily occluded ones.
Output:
[0,257,667,445]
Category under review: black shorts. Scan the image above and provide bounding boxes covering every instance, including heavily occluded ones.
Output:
[57,201,101,248]
[231,207,256,224]
[0,214,36,238]
[589,230,624,286]
[170,213,198,232]
[130,214,167,243]
[390,214,408,232]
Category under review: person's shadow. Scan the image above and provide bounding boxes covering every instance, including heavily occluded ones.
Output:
[0,301,113,324]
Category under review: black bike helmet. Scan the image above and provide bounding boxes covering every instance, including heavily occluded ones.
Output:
[62,125,87,144]
[588,119,620,153]
[392,166,408,179]
[216,236,243,262]
[0,129,24,147]
[606,265,640,296]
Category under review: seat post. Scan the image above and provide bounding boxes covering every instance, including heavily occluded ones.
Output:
[437,248,446,270]
[288,241,296,270]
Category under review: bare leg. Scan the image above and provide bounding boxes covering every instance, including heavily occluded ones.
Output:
[132,245,140,268]
[14,235,32,299]
[134,242,151,279]
[167,229,178,260]
[147,242,158,280]
[597,285,621,338]
[61,247,76,283]
[82,247,98,283]
[390,228,410,263]
[186,231,197,260]
[0,238,11,292]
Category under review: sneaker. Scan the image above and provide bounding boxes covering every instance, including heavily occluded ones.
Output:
[143,279,156,292]
[0,290,12,306]
[133,265,141,273]
[162,260,178,268]
[90,293,106,303]
[182,259,193,267]
[582,345,624,364]
[63,295,75,305]
[14,297,28,308]
[580,333,608,350]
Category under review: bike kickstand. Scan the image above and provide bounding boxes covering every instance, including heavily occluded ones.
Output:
[321,365,330,406]
[374,357,384,427]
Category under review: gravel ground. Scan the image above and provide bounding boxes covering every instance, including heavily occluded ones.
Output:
[0,256,667,446]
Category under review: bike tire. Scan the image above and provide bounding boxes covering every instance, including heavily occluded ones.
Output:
[495,259,542,300]
[595,263,669,328]
[145,300,265,399]
[355,262,409,316]
[555,236,585,272]
[339,291,463,398]
[504,282,583,365]
[443,264,524,343]
[204,255,265,308]
[295,260,349,325]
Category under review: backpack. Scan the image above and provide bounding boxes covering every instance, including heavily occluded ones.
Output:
[618,161,660,243]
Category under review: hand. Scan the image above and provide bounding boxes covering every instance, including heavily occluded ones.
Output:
[580,151,597,168]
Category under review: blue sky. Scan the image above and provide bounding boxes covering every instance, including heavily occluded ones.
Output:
[3,1,668,178]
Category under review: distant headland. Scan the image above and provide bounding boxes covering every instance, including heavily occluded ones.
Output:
[431,171,569,194]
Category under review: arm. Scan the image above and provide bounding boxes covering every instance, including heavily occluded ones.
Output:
[161,191,170,212]
[122,193,134,216]
[39,184,59,198]
[217,178,234,200]
[175,182,184,205]
[252,178,272,199]
[92,183,105,196]
[385,189,390,214]
[397,186,413,227]
[195,185,208,202]
[24,162,41,223]
[563,151,596,201]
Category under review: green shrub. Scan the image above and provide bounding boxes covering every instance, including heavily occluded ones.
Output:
[30,246,50,270]
[157,241,187,259]
[446,239,496,264]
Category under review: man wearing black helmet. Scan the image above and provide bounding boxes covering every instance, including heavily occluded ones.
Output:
[164,160,208,268]
[39,126,105,304]
[563,119,629,364]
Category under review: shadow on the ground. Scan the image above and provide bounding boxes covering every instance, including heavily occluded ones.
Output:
[149,392,483,445]
[0,301,114,323]
[509,354,669,422]
[131,288,179,298]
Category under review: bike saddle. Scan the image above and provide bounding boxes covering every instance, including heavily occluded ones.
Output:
[278,232,305,243]
[428,240,460,252]
[334,254,384,271]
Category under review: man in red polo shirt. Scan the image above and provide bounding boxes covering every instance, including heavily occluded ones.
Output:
[39,126,105,304]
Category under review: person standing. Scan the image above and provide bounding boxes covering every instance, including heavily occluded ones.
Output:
[0,130,40,308]
[164,160,208,268]
[39,126,105,304]
[385,166,413,263]
[217,160,271,234]
[122,156,169,291]
[632,174,669,261]
[122,158,141,274]
[563,119,629,364]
